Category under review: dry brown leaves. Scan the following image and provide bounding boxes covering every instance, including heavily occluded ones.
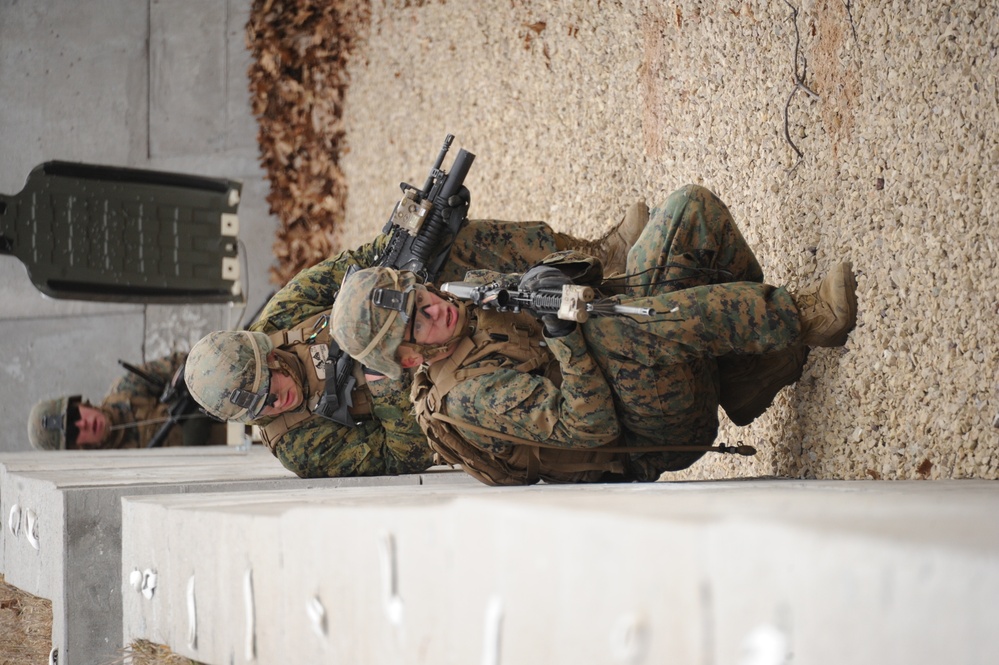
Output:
[246,0,372,285]
[106,641,206,665]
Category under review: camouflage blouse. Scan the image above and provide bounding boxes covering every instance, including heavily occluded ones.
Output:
[247,222,560,478]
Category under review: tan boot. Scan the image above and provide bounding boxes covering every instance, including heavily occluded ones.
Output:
[554,200,649,275]
[793,262,858,347]
[718,345,810,426]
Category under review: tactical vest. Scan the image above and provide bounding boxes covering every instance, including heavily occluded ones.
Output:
[411,307,630,485]
[257,312,374,451]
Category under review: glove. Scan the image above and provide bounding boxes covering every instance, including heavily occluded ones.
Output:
[518,264,571,292]
[541,314,576,338]
[519,265,576,338]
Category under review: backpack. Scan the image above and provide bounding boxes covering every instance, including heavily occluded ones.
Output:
[410,306,628,485]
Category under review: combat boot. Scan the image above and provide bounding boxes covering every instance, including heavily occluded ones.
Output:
[718,345,810,426]
[792,262,858,347]
[554,200,649,275]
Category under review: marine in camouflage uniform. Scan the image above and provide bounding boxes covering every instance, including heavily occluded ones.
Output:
[187,219,643,478]
[329,185,858,483]
[28,352,220,450]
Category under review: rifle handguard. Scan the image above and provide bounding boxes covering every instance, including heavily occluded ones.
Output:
[557,284,595,323]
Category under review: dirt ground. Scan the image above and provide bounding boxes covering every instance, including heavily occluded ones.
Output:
[254,0,998,481]
[0,575,51,665]
[0,575,203,665]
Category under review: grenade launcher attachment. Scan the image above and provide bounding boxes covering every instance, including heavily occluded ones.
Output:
[316,134,475,427]
[377,134,475,283]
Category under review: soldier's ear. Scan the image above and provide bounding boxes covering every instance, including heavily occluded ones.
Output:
[398,346,424,369]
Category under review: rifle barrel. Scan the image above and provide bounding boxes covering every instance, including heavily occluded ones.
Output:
[422,134,454,193]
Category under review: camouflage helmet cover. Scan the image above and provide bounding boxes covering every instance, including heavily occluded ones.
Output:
[27,395,81,451]
[185,330,275,423]
[330,267,419,380]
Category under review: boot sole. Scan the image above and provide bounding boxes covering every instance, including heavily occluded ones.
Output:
[826,262,858,346]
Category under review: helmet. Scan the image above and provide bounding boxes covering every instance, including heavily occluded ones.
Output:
[330,267,419,380]
[27,395,81,451]
[185,330,275,423]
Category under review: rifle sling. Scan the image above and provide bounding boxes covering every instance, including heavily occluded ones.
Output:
[428,412,740,455]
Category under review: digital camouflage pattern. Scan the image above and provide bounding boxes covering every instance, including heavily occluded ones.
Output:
[234,221,561,478]
[185,330,274,423]
[413,185,807,482]
[330,267,419,380]
[441,317,620,451]
[104,352,221,448]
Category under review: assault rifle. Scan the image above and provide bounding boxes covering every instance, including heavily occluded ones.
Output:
[313,134,475,427]
[118,359,199,448]
[440,281,654,322]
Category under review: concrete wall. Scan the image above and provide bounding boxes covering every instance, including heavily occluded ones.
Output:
[121,480,999,665]
[1,447,473,665]
[0,0,279,452]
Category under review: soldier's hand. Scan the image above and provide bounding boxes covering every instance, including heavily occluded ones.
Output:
[518,264,571,292]
[541,314,576,338]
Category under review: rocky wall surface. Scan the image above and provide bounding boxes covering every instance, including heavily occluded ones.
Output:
[256,0,999,480]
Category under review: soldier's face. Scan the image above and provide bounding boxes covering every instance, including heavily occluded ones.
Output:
[74,405,107,448]
[405,288,459,347]
[257,360,303,417]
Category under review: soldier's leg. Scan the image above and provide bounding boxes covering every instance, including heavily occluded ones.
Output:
[593,283,802,367]
[445,210,649,282]
[587,352,720,481]
[586,280,804,476]
[626,184,764,298]
[717,346,809,425]
[625,184,807,425]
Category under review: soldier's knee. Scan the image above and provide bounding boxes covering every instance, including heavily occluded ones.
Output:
[662,184,711,211]
[681,184,722,203]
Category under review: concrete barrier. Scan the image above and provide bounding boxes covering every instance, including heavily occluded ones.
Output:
[121,480,999,665]
[0,446,471,665]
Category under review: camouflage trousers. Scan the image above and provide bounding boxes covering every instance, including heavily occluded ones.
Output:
[586,185,802,480]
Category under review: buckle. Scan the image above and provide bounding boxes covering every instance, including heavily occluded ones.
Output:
[371,287,411,321]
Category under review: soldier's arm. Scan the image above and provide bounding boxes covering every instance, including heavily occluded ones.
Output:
[267,414,432,478]
[364,376,438,474]
[257,369,430,477]
[446,328,619,451]
[252,236,389,333]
